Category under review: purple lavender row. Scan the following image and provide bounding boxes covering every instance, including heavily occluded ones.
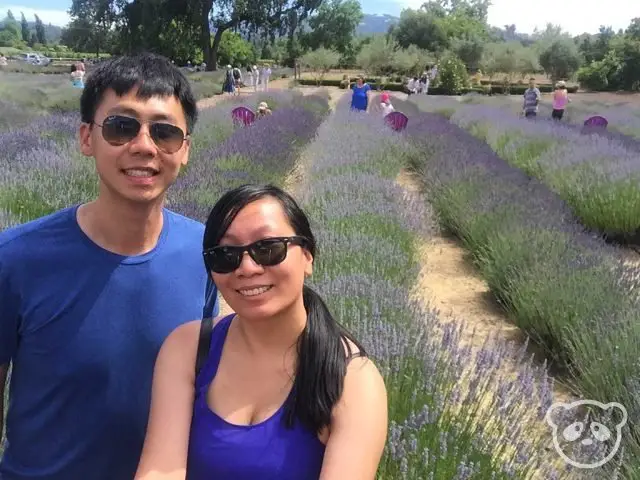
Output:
[430,101,640,239]
[167,91,330,223]
[403,111,640,476]
[300,96,564,478]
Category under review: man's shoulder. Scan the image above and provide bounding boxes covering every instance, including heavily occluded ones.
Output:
[164,208,206,249]
[165,208,205,232]
[0,207,76,257]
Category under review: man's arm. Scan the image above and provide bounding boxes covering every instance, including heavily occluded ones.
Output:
[1,363,8,441]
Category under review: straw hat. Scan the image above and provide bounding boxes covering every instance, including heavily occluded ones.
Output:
[556,80,566,87]
[258,101,268,111]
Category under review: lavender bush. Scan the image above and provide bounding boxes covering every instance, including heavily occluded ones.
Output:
[402,111,640,478]
[451,104,640,238]
[0,90,324,226]
[410,95,640,240]
[298,99,566,478]
[168,92,329,223]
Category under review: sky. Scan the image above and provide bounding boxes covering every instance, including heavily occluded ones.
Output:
[1,0,639,36]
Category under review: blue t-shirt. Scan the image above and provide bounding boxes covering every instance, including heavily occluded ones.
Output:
[350,83,371,111]
[0,205,219,480]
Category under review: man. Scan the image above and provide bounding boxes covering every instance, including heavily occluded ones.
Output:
[0,52,219,480]
[523,77,541,118]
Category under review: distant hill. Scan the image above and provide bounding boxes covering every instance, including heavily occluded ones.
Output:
[356,13,399,36]
[0,16,63,44]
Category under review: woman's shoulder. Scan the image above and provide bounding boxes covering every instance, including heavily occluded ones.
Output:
[164,316,230,352]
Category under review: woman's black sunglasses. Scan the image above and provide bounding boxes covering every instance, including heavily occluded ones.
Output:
[203,236,308,274]
[93,115,188,154]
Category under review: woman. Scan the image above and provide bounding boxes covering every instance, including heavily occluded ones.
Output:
[70,64,85,89]
[135,185,388,480]
[551,80,570,121]
[222,65,235,95]
[350,75,372,112]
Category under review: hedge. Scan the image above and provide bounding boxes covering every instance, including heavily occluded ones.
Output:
[295,79,579,95]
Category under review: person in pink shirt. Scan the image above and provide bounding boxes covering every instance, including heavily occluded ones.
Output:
[551,80,570,121]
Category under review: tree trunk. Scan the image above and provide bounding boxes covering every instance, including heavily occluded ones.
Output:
[208,26,227,71]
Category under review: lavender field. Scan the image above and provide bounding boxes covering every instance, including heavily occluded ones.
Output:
[404,94,640,478]
[410,94,640,242]
[3,74,640,478]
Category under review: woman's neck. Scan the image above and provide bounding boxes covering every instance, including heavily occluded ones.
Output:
[233,299,308,358]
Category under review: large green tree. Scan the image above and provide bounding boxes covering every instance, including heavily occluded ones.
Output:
[302,0,363,56]
[67,0,117,56]
[34,14,46,44]
[192,0,323,71]
[20,12,29,43]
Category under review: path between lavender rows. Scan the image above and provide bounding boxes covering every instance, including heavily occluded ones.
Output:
[211,86,576,405]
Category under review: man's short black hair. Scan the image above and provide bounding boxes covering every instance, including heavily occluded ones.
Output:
[80,52,198,134]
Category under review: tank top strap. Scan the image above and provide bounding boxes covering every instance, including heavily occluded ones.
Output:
[194,313,235,394]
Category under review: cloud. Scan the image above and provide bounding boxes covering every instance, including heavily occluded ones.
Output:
[0,5,70,27]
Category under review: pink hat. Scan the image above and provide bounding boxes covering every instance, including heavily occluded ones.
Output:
[381,92,390,103]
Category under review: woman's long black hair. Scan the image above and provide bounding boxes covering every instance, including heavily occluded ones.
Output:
[203,184,367,434]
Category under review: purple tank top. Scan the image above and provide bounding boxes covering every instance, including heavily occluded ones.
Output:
[186,314,326,479]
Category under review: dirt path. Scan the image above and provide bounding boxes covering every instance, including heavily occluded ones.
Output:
[395,169,581,477]
[396,169,576,406]
[197,77,293,109]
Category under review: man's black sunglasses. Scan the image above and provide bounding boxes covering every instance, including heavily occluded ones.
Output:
[93,115,188,154]
[203,236,309,274]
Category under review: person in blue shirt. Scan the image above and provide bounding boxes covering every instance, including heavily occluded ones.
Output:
[0,52,219,480]
[350,75,371,112]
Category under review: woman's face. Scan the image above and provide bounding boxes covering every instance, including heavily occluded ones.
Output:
[357,77,364,86]
[212,197,313,320]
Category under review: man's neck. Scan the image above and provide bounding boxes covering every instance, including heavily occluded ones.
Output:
[76,195,165,257]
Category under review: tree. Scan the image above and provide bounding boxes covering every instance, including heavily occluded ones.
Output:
[626,18,640,41]
[437,54,469,94]
[452,36,484,71]
[218,30,256,67]
[299,47,340,85]
[0,14,21,47]
[539,39,581,83]
[302,0,363,56]
[193,0,323,71]
[390,8,449,53]
[20,12,29,43]
[34,14,46,44]
[356,36,422,88]
[68,0,117,56]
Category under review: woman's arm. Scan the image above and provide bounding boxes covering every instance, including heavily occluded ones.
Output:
[134,320,201,480]
[319,356,388,480]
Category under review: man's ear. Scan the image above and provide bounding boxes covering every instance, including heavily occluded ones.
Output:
[79,123,94,157]
[181,137,192,166]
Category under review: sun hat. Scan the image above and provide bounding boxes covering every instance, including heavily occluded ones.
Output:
[556,80,566,87]
[258,101,268,111]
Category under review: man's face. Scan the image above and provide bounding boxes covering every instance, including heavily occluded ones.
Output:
[529,79,536,89]
[79,88,191,206]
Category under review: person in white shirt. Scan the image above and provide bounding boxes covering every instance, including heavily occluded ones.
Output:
[262,65,272,91]
[406,77,418,95]
[380,92,395,116]
[253,65,260,91]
